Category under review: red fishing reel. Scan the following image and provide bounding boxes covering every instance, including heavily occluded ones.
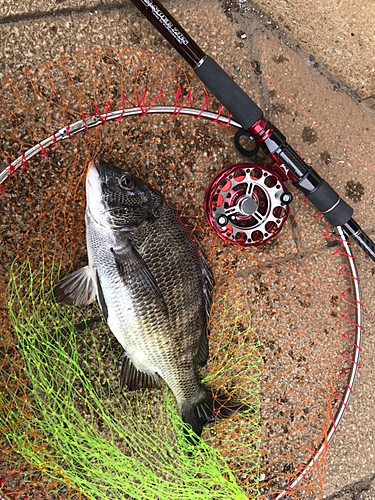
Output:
[204,163,292,247]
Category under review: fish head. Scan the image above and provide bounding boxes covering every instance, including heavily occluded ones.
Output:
[86,159,163,230]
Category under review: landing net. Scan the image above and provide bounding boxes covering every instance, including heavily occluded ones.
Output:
[0,48,362,499]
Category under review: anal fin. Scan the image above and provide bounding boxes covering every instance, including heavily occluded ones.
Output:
[120,351,161,391]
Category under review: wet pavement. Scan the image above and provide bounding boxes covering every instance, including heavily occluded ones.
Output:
[0,0,374,498]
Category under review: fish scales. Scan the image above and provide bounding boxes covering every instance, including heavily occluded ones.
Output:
[87,202,206,404]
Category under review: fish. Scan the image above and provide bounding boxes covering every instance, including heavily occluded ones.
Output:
[53,158,245,444]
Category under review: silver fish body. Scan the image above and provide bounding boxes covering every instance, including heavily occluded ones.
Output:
[54,159,242,441]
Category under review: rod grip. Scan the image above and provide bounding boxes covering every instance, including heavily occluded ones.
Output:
[304,179,353,227]
[195,57,263,130]
[268,136,353,227]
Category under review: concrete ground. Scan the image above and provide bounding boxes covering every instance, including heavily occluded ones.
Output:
[0,0,374,498]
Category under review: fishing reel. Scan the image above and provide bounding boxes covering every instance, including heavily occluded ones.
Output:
[204,163,292,247]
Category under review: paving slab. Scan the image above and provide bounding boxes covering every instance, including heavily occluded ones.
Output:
[323,473,375,500]
[0,1,374,499]
[230,0,375,101]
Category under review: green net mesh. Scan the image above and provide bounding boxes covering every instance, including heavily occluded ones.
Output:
[4,259,260,500]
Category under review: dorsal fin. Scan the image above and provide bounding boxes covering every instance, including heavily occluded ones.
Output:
[195,253,214,367]
[195,330,209,367]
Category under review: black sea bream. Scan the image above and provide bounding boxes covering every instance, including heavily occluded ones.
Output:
[54,159,242,442]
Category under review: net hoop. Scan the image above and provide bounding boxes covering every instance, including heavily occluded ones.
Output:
[276,223,362,498]
[0,106,240,185]
[0,104,363,497]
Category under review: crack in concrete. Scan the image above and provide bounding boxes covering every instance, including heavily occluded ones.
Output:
[323,473,375,500]
[0,2,134,26]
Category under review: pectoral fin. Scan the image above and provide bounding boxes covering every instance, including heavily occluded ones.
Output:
[111,241,168,315]
[53,266,96,306]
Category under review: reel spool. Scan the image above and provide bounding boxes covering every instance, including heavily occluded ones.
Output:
[204,163,292,247]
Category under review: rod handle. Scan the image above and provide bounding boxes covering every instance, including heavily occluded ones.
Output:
[195,57,263,130]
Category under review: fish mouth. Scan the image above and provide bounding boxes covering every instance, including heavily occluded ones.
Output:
[86,160,100,188]
[86,159,110,185]
[85,161,109,227]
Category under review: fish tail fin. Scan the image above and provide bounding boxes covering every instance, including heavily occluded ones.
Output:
[180,390,214,446]
[180,389,247,446]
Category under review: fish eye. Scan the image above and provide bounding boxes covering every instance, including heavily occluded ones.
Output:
[119,175,134,190]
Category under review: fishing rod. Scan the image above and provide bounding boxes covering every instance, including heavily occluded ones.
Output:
[130,0,375,260]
